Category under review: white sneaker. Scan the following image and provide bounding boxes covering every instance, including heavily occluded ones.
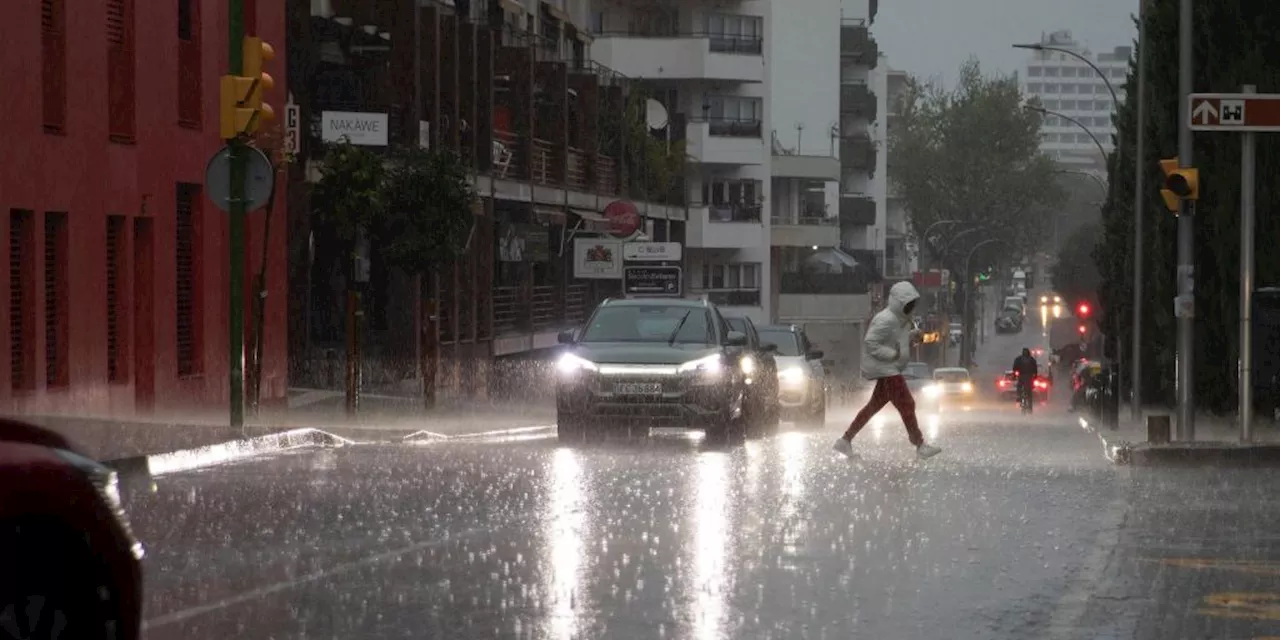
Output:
[832,438,859,459]
[916,443,942,459]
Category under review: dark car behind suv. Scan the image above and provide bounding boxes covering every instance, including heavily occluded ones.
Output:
[555,297,777,441]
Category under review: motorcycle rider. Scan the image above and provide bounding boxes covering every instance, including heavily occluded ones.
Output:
[1011,348,1039,407]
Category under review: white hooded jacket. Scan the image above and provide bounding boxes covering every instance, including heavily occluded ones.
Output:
[860,281,921,379]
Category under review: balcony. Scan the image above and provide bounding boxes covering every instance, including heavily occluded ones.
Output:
[686,203,765,249]
[771,212,841,247]
[591,31,765,83]
[840,83,877,120]
[686,119,766,165]
[771,153,840,181]
[778,271,873,321]
[839,195,877,226]
[840,21,880,68]
[840,134,877,172]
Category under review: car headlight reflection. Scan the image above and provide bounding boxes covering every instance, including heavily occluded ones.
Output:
[961,382,974,393]
[740,356,757,375]
[779,366,807,388]
[678,354,723,377]
[923,384,941,398]
[557,353,598,376]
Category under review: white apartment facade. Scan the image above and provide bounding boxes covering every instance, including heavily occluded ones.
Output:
[590,0,774,325]
[1020,30,1130,172]
[882,66,915,280]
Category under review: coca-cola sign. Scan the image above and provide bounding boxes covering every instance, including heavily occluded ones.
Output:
[603,200,641,239]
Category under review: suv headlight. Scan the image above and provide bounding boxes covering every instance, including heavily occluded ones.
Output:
[678,354,723,377]
[923,384,941,398]
[779,367,806,387]
[557,353,598,376]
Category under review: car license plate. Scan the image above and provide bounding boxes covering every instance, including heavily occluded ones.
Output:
[615,382,662,395]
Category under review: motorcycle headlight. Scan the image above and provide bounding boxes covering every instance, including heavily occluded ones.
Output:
[678,354,723,377]
[779,367,806,387]
[557,353,598,375]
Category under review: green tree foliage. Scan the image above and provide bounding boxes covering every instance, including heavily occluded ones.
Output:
[889,59,1066,270]
[379,146,476,275]
[622,88,687,204]
[1052,222,1102,305]
[311,140,387,246]
[1096,3,1280,411]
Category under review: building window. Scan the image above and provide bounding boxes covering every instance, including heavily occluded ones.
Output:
[704,95,763,137]
[1077,83,1093,94]
[1027,66,1042,77]
[106,215,128,383]
[1043,84,1059,94]
[1043,99,1059,110]
[1094,85,1107,95]
[1110,67,1125,78]
[108,0,136,143]
[1027,83,1042,93]
[1095,100,1111,111]
[9,211,35,391]
[702,178,762,221]
[41,0,67,134]
[1062,66,1077,77]
[1096,115,1111,127]
[1061,99,1076,110]
[1060,84,1075,94]
[43,212,68,389]
[1076,133,1093,144]
[176,183,203,376]
[177,0,202,128]
[1043,66,1059,77]
[700,263,762,306]
[705,13,763,54]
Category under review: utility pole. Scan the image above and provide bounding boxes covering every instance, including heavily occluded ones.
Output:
[228,0,247,431]
[1175,0,1196,439]
[1131,0,1148,423]
[1240,85,1257,441]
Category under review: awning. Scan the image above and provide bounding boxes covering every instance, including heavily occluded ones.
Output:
[533,206,567,223]
[571,209,608,223]
[540,0,569,22]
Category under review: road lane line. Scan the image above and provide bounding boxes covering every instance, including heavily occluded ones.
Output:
[141,521,521,630]
[1044,465,1131,638]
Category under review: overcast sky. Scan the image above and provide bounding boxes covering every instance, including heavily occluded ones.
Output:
[873,0,1140,86]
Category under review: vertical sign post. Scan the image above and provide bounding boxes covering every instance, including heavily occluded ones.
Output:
[227,0,247,431]
[1175,0,1195,440]
[1240,86,1257,441]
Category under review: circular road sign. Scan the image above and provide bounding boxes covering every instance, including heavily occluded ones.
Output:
[205,145,275,213]
[604,200,641,239]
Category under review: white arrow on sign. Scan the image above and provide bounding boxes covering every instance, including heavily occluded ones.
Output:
[1192,99,1219,125]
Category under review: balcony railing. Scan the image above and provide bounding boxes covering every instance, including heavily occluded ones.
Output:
[531,137,555,184]
[772,214,837,226]
[492,129,525,180]
[566,147,589,190]
[492,284,593,336]
[706,203,763,223]
[696,289,763,307]
[594,154,619,195]
[709,35,764,55]
[781,272,871,295]
[840,196,877,226]
[595,29,764,55]
[703,117,763,138]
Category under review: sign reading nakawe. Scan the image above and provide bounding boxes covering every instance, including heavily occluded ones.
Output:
[1188,93,1280,131]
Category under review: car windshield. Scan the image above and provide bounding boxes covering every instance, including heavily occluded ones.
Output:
[935,370,970,382]
[724,317,748,333]
[758,329,803,356]
[904,363,930,379]
[579,305,715,344]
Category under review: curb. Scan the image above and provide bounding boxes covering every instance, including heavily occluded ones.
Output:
[401,424,556,443]
[103,428,353,480]
[1078,415,1280,466]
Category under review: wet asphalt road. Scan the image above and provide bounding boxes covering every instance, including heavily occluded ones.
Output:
[123,306,1280,639]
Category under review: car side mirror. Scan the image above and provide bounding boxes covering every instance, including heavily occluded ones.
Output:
[807,349,824,360]
[762,342,778,353]
[726,331,748,347]
[557,329,575,344]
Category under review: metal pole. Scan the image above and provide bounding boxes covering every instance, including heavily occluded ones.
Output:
[1131,0,1148,423]
[1240,85,1256,441]
[1175,0,1195,440]
[228,0,246,431]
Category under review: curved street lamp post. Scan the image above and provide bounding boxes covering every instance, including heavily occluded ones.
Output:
[962,237,1010,368]
[1012,43,1120,106]
[1026,105,1108,161]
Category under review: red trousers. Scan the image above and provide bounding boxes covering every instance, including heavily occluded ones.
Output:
[842,375,924,446]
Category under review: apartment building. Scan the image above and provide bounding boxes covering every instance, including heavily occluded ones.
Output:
[291,0,688,396]
[589,0,773,325]
[882,66,915,281]
[1020,30,1130,172]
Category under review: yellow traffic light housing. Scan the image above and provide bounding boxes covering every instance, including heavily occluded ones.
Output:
[1158,157,1199,212]
[218,37,276,140]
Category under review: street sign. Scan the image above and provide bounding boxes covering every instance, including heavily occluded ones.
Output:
[623,266,682,297]
[205,145,275,213]
[283,102,300,155]
[1188,93,1280,131]
[623,241,682,262]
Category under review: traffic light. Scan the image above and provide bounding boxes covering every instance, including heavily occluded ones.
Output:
[1158,157,1199,212]
[1077,302,1091,318]
[219,36,275,140]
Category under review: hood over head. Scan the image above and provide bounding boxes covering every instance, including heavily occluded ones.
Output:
[886,281,921,318]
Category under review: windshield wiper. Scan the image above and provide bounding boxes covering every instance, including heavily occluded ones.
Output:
[666,311,693,346]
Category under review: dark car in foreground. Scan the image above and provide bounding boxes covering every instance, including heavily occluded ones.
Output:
[555,297,777,441]
[0,420,144,640]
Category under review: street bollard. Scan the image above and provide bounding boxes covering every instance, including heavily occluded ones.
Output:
[1147,414,1171,444]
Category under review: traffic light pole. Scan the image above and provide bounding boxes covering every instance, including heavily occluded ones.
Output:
[1175,0,1195,440]
[1240,85,1257,442]
[228,0,247,430]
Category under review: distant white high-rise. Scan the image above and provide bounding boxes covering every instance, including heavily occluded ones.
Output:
[1020,30,1131,170]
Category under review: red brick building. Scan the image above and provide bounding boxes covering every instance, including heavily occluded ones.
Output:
[0,0,289,417]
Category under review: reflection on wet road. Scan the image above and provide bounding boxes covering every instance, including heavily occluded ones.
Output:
[128,411,1123,639]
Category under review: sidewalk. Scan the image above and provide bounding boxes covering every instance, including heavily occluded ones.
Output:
[1082,403,1280,465]
[8,390,555,462]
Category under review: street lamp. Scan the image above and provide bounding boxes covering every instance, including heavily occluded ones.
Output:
[1012,42,1120,107]
[1025,104,1109,162]
[962,236,1010,368]
[1053,168,1108,199]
